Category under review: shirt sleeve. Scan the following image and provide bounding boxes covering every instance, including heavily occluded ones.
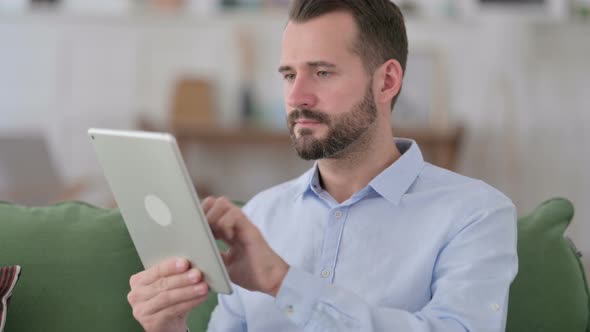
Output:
[274,203,518,332]
[206,286,248,332]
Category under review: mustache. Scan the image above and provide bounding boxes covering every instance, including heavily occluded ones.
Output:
[287,108,330,126]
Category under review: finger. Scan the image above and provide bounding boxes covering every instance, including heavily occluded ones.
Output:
[132,286,208,323]
[201,196,217,214]
[136,258,190,286]
[157,293,210,322]
[205,198,232,226]
[208,209,238,243]
[128,268,203,304]
[142,281,210,316]
[214,208,245,242]
[220,250,233,266]
[207,197,235,223]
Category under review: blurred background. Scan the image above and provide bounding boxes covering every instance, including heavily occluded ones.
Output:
[0,0,588,268]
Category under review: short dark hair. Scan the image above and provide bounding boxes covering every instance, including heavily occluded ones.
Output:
[288,0,408,110]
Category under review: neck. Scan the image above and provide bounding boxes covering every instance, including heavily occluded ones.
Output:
[317,125,401,203]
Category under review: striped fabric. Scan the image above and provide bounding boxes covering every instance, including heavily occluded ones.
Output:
[0,265,21,332]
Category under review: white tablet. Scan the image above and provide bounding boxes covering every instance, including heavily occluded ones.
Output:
[88,128,232,294]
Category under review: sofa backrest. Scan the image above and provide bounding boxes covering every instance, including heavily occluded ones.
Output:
[0,201,217,332]
[2,198,588,331]
[506,198,590,332]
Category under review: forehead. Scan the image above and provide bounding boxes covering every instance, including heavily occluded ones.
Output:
[281,11,360,65]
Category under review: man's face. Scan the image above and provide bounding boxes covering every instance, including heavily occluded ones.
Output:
[280,12,377,160]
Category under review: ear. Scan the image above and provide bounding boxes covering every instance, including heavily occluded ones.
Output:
[374,59,403,109]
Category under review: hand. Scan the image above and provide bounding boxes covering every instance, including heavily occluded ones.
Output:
[202,196,289,297]
[127,258,210,332]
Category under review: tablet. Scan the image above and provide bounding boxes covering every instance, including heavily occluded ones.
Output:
[88,128,232,294]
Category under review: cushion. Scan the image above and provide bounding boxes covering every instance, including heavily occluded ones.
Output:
[0,265,21,332]
[506,198,590,332]
[0,201,218,332]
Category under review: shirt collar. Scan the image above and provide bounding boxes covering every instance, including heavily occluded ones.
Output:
[296,162,321,199]
[369,138,425,205]
[295,138,425,204]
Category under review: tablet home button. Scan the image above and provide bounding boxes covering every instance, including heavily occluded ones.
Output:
[145,194,172,227]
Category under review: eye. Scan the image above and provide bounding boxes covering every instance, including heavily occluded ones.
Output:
[283,73,296,81]
[317,71,330,78]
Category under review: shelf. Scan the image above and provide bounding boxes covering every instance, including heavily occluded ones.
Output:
[165,123,464,171]
[173,124,292,145]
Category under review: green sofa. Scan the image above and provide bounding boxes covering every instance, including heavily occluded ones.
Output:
[1,198,589,331]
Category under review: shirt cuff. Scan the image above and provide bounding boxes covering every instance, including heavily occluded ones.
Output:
[274,266,326,327]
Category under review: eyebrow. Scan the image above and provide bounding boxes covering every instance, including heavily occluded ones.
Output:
[278,61,337,73]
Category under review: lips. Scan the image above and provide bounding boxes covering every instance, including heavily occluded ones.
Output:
[295,119,321,125]
[294,119,323,129]
[288,109,329,129]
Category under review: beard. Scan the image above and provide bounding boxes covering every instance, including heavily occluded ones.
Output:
[287,84,378,160]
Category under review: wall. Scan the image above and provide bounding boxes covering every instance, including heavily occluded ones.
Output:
[0,10,588,266]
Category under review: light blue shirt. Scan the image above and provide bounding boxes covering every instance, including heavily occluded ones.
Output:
[207,138,518,332]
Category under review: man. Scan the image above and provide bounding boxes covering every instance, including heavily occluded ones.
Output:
[127,0,518,331]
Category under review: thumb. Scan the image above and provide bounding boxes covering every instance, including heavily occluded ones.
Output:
[220,250,232,266]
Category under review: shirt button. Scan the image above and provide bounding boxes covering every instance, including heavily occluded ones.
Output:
[286,305,295,315]
[490,303,500,312]
[334,211,342,218]
[321,269,331,278]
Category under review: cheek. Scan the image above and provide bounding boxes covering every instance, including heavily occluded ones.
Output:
[320,84,363,113]
[283,85,290,110]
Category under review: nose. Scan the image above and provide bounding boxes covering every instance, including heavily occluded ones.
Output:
[286,75,318,110]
